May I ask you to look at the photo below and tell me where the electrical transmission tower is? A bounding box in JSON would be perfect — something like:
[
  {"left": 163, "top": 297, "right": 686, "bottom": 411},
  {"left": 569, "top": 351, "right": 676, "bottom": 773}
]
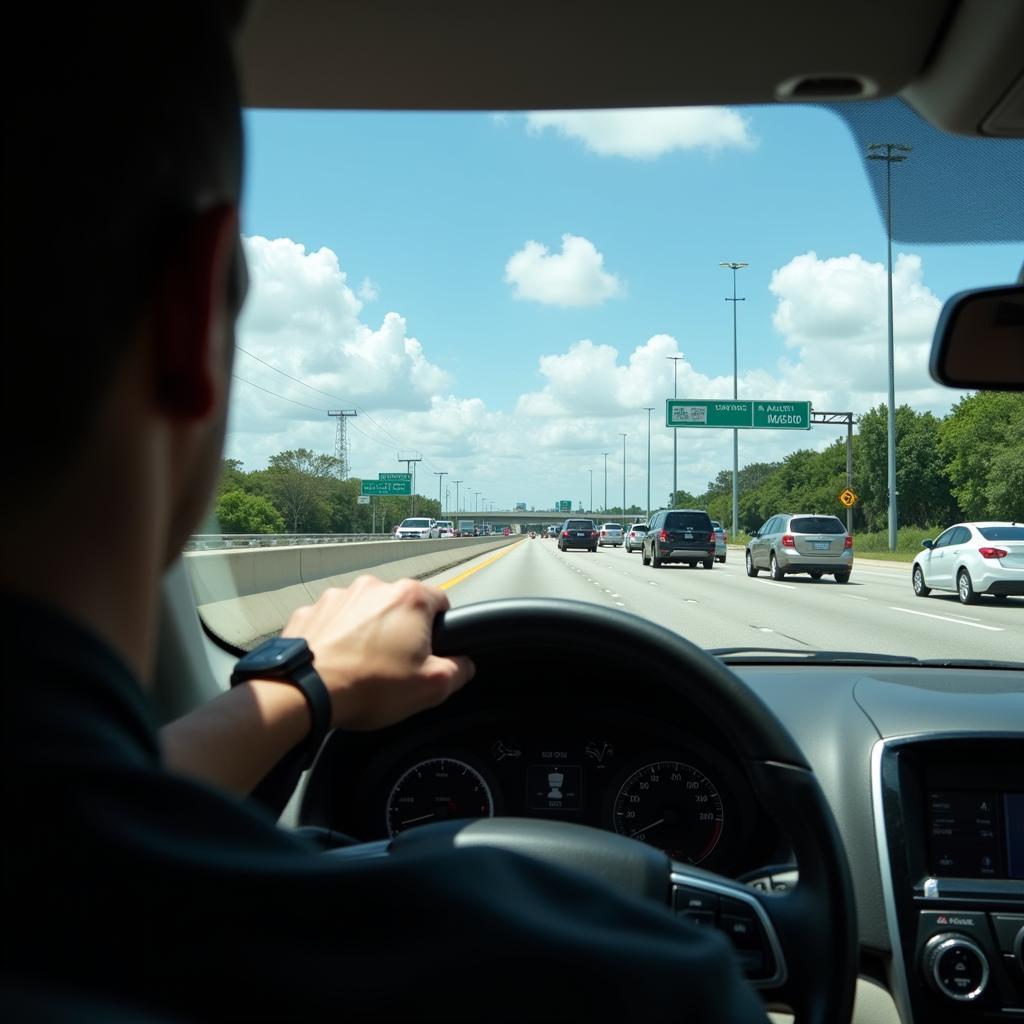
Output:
[{"left": 327, "top": 410, "right": 357, "bottom": 479}]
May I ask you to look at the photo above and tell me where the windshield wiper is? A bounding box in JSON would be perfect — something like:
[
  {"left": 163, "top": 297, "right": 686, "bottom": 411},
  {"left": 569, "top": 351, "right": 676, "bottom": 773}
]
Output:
[{"left": 709, "top": 647, "right": 921, "bottom": 666}]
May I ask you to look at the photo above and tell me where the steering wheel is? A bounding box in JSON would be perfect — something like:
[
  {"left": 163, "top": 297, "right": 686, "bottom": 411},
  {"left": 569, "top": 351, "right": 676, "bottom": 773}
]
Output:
[{"left": 328, "top": 599, "right": 858, "bottom": 1024}]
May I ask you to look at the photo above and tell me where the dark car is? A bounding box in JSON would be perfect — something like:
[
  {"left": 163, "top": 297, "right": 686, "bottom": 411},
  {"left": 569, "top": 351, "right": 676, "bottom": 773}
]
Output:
[
  {"left": 642, "top": 509, "right": 716, "bottom": 569},
  {"left": 557, "top": 518, "right": 598, "bottom": 552}
]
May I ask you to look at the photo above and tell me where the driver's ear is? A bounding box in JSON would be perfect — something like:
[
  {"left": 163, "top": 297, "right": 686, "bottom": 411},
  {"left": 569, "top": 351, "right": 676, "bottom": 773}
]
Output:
[{"left": 149, "top": 205, "right": 241, "bottom": 420}]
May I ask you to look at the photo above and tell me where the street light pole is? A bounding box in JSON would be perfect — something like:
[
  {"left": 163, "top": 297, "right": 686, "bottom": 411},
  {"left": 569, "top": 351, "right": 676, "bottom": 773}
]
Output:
[
  {"left": 867, "top": 143, "right": 910, "bottom": 552},
  {"left": 434, "top": 471, "right": 447, "bottom": 518},
  {"left": 618, "top": 432, "right": 627, "bottom": 520},
  {"left": 588, "top": 469, "right": 593, "bottom": 513},
  {"left": 475, "top": 491, "right": 480, "bottom": 513},
  {"left": 602, "top": 452, "right": 609, "bottom": 512},
  {"left": 720, "top": 262, "right": 748, "bottom": 540},
  {"left": 666, "top": 356, "right": 683, "bottom": 506},
  {"left": 453, "top": 480, "right": 462, "bottom": 517},
  {"left": 643, "top": 407, "right": 654, "bottom": 522}
]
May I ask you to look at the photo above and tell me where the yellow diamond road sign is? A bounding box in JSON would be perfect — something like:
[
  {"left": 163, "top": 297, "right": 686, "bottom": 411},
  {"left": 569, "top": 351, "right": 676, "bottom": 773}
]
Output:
[{"left": 839, "top": 488, "right": 858, "bottom": 508}]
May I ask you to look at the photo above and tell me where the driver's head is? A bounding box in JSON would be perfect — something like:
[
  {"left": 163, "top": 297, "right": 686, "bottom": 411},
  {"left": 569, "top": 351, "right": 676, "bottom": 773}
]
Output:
[{"left": 5, "top": 3, "right": 245, "bottom": 559}]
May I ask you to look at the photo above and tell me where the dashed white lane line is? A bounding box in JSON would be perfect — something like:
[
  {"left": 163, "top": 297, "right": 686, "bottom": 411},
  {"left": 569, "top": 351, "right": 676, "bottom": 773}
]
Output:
[
  {"left": 840, "top": 594, "right": 869, "bottom": 601},
  {"left": 889, "top": 606, "right": 1003, "bottom": 632},
  {"left": 760, "top": 580, "right": 796, "bottom": 590}
]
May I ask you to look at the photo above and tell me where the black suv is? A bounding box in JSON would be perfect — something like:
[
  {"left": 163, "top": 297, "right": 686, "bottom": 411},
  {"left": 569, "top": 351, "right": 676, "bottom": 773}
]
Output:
[
  {"left": 557, "top": 519, "right": 598, "bottom": 552},
  {"left": 642, "top": 509, "right": 716, "bottom": 569}
]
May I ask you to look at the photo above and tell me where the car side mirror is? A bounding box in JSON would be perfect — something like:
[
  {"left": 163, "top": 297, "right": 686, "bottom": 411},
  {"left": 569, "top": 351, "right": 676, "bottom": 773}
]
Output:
[
  {"left": 930, "top": 283, "right": 1024, "bottom": 391},
  {"left": 751, "top": 531, "right": 759, "bottom": 539},
  {"left": 921, "top": 539, "right": 934, "bottom": 549}
]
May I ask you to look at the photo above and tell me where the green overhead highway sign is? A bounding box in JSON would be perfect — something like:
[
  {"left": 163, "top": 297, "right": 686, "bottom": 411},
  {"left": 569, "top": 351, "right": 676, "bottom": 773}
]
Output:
[
  {"left": 360, "top": 478, "right": 412, "bottom": 495},
  {"left": 557, "top": 500, "right": 572, "bottom": 512},
  {"left": 666, "top": 399, "right": 810, "bottom": 430},
  {"left": 379, "top": 472, "right": 412, "bottom": 482}
]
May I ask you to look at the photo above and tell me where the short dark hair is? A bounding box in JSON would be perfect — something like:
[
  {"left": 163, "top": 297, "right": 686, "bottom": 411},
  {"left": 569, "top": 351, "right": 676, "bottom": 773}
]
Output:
[{"left": 4, "top": 4, "right": 243, "bottom": 483}]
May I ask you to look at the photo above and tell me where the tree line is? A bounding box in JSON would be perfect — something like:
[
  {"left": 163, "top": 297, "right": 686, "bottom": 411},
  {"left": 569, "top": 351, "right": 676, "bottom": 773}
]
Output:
[{"left": 670, "top": 392, "right": 1022, "bottom": 534}]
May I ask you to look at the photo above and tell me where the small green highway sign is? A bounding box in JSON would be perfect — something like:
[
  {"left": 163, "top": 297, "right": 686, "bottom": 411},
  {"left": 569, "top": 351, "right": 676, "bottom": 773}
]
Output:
[
  {"left": 361, "top": 478, "right": 413, "bottom": 495},
  {"left": 666, "top": 399, "right": 810, "bottom": 430},
  {"left": 379, "top": 472, "right": 412, "bottom": 482},
  {"left": 556, "top": 500, "right": 572, "bottom": 512}
]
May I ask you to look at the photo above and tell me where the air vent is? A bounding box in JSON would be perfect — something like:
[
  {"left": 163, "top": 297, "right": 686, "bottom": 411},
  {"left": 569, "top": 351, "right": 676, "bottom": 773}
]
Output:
[{"left": 776, "top": 75, "right": 879, "bottom": 100}]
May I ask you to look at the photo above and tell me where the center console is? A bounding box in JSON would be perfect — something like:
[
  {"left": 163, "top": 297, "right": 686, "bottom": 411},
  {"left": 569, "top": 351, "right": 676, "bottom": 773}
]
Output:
[{"left": 873, "top": 735, "right": 1024, "bottom": 1022}]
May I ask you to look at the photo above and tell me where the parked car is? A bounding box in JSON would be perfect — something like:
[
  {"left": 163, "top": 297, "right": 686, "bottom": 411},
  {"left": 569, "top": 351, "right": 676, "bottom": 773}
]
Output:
[
  {"left": 710, "top": 520, "right": 727, "bottom": 563},
  {"left": 911, "top": 522, "right": 1024, "bottom": 605},
  {"left": 557, "top": 519, "right": 598, "bottom": 552},
  {"left": 598, "top": 523, "right": 624, "bottom": 547},
  {"left": 745, "top": 514, "right": 852, "bottom": 582},
  {"left": 642, "top": 509, "right": 715, "bottom": 569},
  {"left": 624, "top": 522, "right": 648, "bottom": 553},
  {"left": 395, "top": 517, "right": 439, "bottom": 540}
]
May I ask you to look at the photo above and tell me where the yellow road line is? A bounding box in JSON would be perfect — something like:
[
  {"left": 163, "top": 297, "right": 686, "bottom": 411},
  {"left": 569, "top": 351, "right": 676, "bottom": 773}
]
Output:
[{"left": 438, "top": 542, "right": 520, "bottom": 590}]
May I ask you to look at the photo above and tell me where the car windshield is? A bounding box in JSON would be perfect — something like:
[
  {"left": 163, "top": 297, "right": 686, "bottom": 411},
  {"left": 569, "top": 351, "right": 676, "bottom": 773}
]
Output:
[
  {"left": 198, "top": 98, "right": 1024, "bottom": 666},
  {"left": 789, "top": 517, "right": 846, "bottom": 535}
]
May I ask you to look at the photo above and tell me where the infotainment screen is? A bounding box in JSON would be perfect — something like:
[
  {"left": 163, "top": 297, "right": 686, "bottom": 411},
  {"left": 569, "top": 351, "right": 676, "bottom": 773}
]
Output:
[{"left": 927, "top": 789, "right": 1024, "bottom": 879}]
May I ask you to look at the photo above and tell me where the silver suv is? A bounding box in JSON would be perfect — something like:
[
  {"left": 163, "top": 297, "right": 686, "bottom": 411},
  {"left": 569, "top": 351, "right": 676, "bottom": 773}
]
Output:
[{"left": 745, "top": 514, "right": 852, "bottom": 582}]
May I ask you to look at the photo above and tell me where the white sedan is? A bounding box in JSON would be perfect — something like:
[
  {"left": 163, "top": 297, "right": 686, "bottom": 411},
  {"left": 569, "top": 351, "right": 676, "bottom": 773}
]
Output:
[{"left": 911, "top": 521, "right": 1024, "bottom": 604}]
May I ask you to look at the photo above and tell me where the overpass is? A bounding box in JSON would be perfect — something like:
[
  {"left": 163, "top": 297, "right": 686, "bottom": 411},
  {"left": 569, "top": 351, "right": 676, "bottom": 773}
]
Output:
[{"left": 453, "top": 510, "right": 645, "bottom": 529}]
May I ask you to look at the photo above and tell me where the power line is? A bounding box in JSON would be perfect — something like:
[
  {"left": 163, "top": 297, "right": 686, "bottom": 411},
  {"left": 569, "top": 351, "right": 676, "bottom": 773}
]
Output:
[{"left": 232, "top": 375, "right": 327, "bottom": 413}]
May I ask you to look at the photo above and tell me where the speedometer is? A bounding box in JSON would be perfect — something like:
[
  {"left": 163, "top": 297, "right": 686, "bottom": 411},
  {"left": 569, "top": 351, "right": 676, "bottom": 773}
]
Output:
[
  {"left": 612, "top": 761, "right": 724, "bottom": 864},
  {"left": 386, "top": 757, "right": 494, "bottom": 838}
]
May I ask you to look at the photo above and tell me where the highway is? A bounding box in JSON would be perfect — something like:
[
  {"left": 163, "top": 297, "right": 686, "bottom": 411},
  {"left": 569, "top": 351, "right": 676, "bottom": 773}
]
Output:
[{"left": 426, "top": 537, "right": 1023, "bottom": 663}]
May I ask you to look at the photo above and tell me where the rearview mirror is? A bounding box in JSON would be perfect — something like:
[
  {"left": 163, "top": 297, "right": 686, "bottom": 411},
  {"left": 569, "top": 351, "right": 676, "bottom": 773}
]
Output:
[{"left": 930, "top": 283, "right": 1024, "bottom": 391}]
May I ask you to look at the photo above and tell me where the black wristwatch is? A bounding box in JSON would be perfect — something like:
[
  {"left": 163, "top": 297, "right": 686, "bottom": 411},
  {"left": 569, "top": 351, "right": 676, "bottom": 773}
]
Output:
[{"left": 230, "top": 637, "right": 332, "bottom": 769}]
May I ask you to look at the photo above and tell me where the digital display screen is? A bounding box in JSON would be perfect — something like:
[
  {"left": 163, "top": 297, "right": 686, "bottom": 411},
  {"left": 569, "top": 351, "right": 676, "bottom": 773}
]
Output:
[{"left": 927, "top": 789, "right": 1024, "bottom": 879}]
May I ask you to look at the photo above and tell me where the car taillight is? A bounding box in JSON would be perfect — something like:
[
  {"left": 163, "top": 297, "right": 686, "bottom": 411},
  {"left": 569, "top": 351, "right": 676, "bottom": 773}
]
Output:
[
  {"left": 591, "top": 531, "right": 598, "bottom": 538},
  {"left": 659, "top": 530, "right": 668, "bottom": 542},
  {"left": 844, "top": 535, "right": 853, "bottom": 549},
  {"left": 723, "top": 532, "right": 728, "bottom": 543},
  {"left": 781, "top": 534, "right": 795, "bottom": 547},
  {"left": 979, "top": 547, "right": 1007, "bottom": 559},
  {"left": 562, "top": 531, "right": 569, "bottom": 537},
  {"left": 600, "top": 530, "right": 606, "bottom": 535}
]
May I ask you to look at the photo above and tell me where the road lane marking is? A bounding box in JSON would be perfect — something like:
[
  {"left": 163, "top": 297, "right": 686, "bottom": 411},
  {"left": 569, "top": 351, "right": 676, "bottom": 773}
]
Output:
[
  {"left": 889, "top": 606, "right": 1003, "bottom": 632},
  {"left": 437, "top": 544, "right": 518, "bottom": 590},
  {"left": 615, "top": 602, "right": 625, "bottom": 607},
  {"left": 760, "top": 580, "right": 796, "bottom": 590},
  {"left": 839, "top": 594, "right": 869, "bottom": 601}
]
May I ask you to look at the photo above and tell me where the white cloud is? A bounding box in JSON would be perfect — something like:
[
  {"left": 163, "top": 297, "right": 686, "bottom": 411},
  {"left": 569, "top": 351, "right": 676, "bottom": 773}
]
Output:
[
  {"left": 358, "top": 276, "right": 379, "bottom": 302},
  {"left": 505, "top": 234, "right": 624, "bottom": 307},
  {"left": 526, "top": 107, "right": 756, "bottom": 159},
  {"left": 768, "top": 250, "right": 948, "bottom": 412}
]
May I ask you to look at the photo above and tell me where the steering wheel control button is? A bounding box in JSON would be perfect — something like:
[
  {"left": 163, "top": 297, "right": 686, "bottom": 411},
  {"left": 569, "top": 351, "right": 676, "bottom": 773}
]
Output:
[
  {"left": 924, "top": 934, "right": 990, "bottom": 1002},
  {"left": 672, "top": 885, "right": 719, "bottom": 916}
]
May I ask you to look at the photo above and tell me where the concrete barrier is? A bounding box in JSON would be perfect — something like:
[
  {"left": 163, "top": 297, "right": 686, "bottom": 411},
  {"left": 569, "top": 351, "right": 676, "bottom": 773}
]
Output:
[{"left": 186, "top": 537, "right": 518, "bottom": 648}]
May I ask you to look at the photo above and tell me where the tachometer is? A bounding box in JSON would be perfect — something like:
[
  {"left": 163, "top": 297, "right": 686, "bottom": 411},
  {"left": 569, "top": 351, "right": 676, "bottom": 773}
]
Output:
[
  {"left": 612, "top": 761, "right": 724, "bottom": 863},
  {"left": 386, "top": 757, "right": 494, "bottom": 837}
]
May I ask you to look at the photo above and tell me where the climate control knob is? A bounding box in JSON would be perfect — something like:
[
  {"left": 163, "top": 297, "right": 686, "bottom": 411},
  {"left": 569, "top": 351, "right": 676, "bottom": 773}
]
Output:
[{"left": 923, "top": 933, "right": 990, "bottom": 1003}]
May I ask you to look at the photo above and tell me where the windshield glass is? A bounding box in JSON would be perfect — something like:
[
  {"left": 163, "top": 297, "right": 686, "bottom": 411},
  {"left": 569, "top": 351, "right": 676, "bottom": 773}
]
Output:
[
  {"left": 194, "top": 100, "right": 1024, "bottom": 665},
  {"left": 978, "top": 527, "right": 1024, "bottom": 541},
  {"left": 789, "top": 517, "right": 846, "bottom": 535}
]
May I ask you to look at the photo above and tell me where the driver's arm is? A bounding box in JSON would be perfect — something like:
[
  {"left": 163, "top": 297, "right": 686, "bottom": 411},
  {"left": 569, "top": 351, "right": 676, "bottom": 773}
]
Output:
[{"left": 159, "top": 576, "right": 474, "bottom": 794}]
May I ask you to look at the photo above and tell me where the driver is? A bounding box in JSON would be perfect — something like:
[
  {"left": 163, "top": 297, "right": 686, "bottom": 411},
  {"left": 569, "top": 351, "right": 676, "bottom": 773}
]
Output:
[{"left": 2, "top": 5, "right": 767, "bottom": 1020}]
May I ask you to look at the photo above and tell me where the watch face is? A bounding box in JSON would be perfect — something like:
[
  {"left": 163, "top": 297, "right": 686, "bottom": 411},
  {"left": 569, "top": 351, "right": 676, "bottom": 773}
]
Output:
[{"left": 238, "top": 637, "right": 310, "bottom": 675}]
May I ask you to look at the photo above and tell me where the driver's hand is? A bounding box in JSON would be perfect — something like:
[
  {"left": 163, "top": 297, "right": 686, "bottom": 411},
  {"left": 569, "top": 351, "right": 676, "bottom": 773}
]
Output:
[{"left": 281, "top": 576, "right": 473, "bottom": 730}]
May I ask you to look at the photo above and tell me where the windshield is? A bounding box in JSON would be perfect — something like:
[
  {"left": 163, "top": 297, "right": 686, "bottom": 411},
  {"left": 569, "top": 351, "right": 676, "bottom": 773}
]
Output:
[{"left": 196, "top": 100, "right": 1024, "bottom": 665}]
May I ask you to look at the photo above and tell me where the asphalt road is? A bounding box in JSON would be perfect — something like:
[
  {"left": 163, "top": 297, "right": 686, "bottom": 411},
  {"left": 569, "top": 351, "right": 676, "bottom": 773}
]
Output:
[{"left": 426, "top": 538, "right": 1023, "bottom": 663}]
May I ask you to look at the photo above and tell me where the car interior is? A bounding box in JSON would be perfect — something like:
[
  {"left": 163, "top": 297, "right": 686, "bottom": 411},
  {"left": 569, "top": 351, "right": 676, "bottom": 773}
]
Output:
[{"left": 147, "top": 3, "right": 1024, "bottom": 1022}]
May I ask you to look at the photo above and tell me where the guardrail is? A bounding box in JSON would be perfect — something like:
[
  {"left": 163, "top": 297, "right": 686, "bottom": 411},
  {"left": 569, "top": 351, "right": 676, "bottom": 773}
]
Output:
[{"left": 186, "top": 533, "right": 382, "bottom": 550}]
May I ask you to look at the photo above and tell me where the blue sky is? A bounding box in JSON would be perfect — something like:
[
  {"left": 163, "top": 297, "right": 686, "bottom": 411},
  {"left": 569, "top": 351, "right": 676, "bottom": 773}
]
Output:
[{"left": 227, "top": 104, "right": 1021, "bottom": 510}]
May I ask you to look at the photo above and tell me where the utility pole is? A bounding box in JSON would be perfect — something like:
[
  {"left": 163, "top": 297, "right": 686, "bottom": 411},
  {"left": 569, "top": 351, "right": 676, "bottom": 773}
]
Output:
[
  {"left": 867, "top": 142, "right": 911, "bottom": 552},
  {"left": 602, "top": 452, "right": 609, "bottom": 512},
  {"left": 453, "top": 480, "right": 463, "bottom": 518},
  {"left": 666, "top": 356, "right": 683, "bottom": 505},
  {"left": 434, "top": 471, "right": 447, "bottom": 519},
  {"left": 327, "top": 410, "right": 357, "bottom": 479},
  {"left": 719, "top": 262, "right": 747, "bottom": 541},
  {"left": 398, "top": 450, "right": 422, "bottom": 516},
  {"left": 644, "top": 407, "right": 654, "bottom": 522},
  {"left": 618, "top": 432, "right": 627, "bottom": 521}
]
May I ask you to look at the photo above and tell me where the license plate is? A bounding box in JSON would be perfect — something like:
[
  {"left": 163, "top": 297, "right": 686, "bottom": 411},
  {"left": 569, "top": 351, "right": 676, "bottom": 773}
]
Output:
[
  {"left": 576, "top": 532, "right": 586, "bottom": 537},
  {"left": 684, "top": 533, "right": 693, "bottom": 540},
  {"left": 813, "top": 541, "right": 830, "bottom": 550}
]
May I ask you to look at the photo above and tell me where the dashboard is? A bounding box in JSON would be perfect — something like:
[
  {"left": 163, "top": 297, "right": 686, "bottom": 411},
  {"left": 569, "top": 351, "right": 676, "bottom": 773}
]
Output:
[{"left": 301, "top": 701, "right": 785, "bottom": 878}]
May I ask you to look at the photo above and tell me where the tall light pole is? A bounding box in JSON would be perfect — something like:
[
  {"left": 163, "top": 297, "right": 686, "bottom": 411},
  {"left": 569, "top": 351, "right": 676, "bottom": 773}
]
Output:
[
  {"left": 666, "top": 355, "right": 683, "bottom": 506},
  {"left": 618, "top": 432, "right": 627, "bottom": 518},
  {"left": 720, "top": 262, "right": 748, "bottom": 540},
  {"left": 867, "top": 143, "right": 911, "bottom": 552},
  {"left": 474, "top": 491, "right": 481, "bottom": 513},
  {"left": 643, "top": 407, "right": 654, "bottom": 522},
  {"left": 434, "top": 471, "right": 447, "bottom": 518},
  {"left": 602, "top": 452, "right": 609, "bottom": 512},
  {"left": 588, "top": 469, "right": 593, "bottom": 513},
  {"left": 453, "top": 480, "right": 463, "bottom": 516}
]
